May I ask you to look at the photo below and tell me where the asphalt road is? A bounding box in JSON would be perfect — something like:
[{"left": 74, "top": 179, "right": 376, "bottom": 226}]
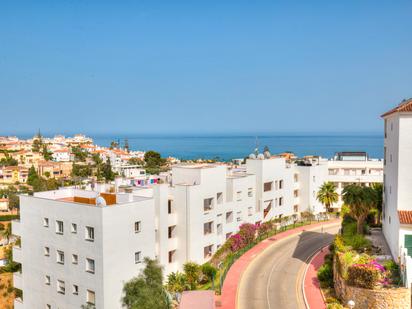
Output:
[{"left": 237, "top": 223, "right": 340, "bottom": 309}]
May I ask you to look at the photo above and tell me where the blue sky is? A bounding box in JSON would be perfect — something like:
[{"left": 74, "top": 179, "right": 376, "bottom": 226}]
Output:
[{"left": 1, "top": 1, "right": 411, "bottom": 135}]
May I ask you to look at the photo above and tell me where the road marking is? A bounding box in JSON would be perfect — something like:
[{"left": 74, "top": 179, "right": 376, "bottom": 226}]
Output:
[{"left": 236, "top": 222, "right": 340, "bottom": 309}]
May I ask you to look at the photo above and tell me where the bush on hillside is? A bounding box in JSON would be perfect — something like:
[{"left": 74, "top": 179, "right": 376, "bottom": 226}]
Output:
[
  {"left": 317, "top": 263, "right": 333, "bottom": 288},
  {"left": 347, "top": 264, "right": 381, "bottom": 289}
]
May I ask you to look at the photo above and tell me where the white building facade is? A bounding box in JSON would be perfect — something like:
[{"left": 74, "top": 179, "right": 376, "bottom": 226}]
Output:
[
  {"left": 382, "top": 99, "right": 412, "bottom": 268},
  {"left": 13, "top": 149, "right": 385, "bottom": 308}
]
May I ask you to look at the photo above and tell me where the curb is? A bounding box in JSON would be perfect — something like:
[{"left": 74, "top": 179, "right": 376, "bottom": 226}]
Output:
[
  {"left": 220, "top": 219, "right": 340, "bottom": 309},
  {"left": 302, "top": 245, "right": 330, "bottom": 309}
]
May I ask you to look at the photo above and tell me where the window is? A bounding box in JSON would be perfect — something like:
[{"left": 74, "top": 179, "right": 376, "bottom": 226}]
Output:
[
  {"left": 217, "top": 192, "right": 223, "bottom": 204},
  {"left": 313, "top": 176, "right": 316, "bottom": 182},
  {"left": 294, "top": 174, "right": 299, "bottom": 183},
  {"left": 264, "top": 182, "right": 273, "bottom": 192},
  {"left": 204, "top": 221, "right": 213, "bottom": 235},
  {"left": 73, "top": 284, "right": 79, "bottom": 295},
  {"left": 203, "top": 198, "right": 214, "bottom": 212},
  {"left": 168, "top": 250, "right": 176, "bottom": 263},
  {"left": 45, "top": 275, "right": 51, "bottom": 285},
  {"left": 168, "top": 225, "right": 176, "bottom": 239},
  {"left": 168, "top": 199, "right": 173, "bottom": 214},
  {"left": 217, "top": 223, "right": 223, "bottom": 235},
  {"left": 86, "top": 258, "right": 95, "bottom": 273},
  {"left": 236, "top": 191, "right": 242, "bottom": 201},
  {"left": 44, "top": 246, "right": 50, "bottom": 256},
  {"left": 85, "top": 226, "right": 94, "bottom": 241},
  {"left": 56, "top": 250, "right": 64, "bottom": 264},
  {"left": 204, "top": 245, "right": 213, "bottom": 259},
  {"left": 72, "top": 254, "right": 78, "bottom": 265},
  {"left": 226, "top": 232, "right": 232, "bottom": 239},
  {"left": 87, "top": 290, "right": 96, "bottom": 305},
  {"left": 134, "top": 221, "right": 141, "bottom": 233},
  {"left": 279, "top": 180, "right": 284, "bottom": 189},
  {"left": 134, "top": 252, "right": 141, "bottom": 264},
  {"left": 248, "top": 188, "right": 253, "bottom": 197},
  {"left": 279, "top": 197, "right": 283, "bottom": 206},
  {"left": 226, "top": 211, "right": 233, "bottom": 223},
  {"left": 71, "top": 223, "right": 77, "bottom": 234},
  {"left": 57, "top": 280, "right": 65, "bottom": 294},
  {"left": 248, "top": 207, "right": 253, "bottom": 216},
  {"left": 56, "top": 220, "right": 64, "bottom": 234},
  {"left": 294, "top": 190, "right": 299, "bottom": 198},
  {"left": 294, "top": 205, "right": 299, "bottom": 213},
  {"left": 43, "top": 218, "right": 49, "bottom": 227}
]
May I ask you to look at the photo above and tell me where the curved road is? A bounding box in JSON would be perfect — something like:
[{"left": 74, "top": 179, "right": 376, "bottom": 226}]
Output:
[{"left": 237, "top": 223, "right": 340, "bottom": 309}]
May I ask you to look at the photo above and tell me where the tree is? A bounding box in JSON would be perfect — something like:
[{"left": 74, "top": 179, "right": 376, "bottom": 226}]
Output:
[
  {"left": 102, "top": 159, "right": 115, "bottom": 181},
  {"left": 27, "top": 166, "right": 39, "bottom": 185},
  {"left": 166, "top": 271, "right": 189, "bottom": 294},
  {"left": 42, "top": 144, "right": 53, "bottom": 161},
  {"left": 183, "top": 262, "right": 201, "bottom": 290},
  {"left": 144, "top": 151, "right": 165, "bottom": 175},
  {"left": 372, "top": 183, "right": 383, "bottom": 225},
  {"left": 128, "top": 157, "right": 144, "bottom": 166},
  {"left": 317, "top": 182, "right": 339, "bottom": 213},
  {"left": 201, "top": 263, "right": 217, "bottom": 286},
  {"left": 122, "top": 258, "right": 170, "bottom": 309},
  {"left": 110, "top": 140, "right": 119, "bottom": 149},
  {"left": 342, "top": 184, "right": 376, "bottom": 234}
]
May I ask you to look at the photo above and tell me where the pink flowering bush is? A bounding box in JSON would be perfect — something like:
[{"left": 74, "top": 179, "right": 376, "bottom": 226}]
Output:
[{"left": 239, "top": 223, "right": 258, "bottom": 245}]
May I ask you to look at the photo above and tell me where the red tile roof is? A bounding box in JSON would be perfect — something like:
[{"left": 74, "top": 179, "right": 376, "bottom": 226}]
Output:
[
  {"left": 381, "top": 98, "right": 412, "bottom": 118},
  {"left": 398, "top": 210, "right": 412, "bottom": 224}
]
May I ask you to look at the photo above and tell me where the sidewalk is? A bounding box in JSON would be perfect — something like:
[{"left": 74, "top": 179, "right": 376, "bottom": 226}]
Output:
[
  {"left": 219, "top": 219, "right": 340, "bottom": 309},
  {"left": 303, "top": 247, "right": 329, "bottom": 309}
]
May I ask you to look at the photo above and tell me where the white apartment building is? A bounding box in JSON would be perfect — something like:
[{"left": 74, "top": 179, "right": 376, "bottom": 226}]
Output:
[
  {"left": 382, "top": 99, "right": 412, "bottom": 264},
  {"left": 12, "top": 149, "right": 384, "bottom": 308},
  {"left": 327, "top": 152, "right": 384, "bottom": 209},
  {"left": 12, "top": 188, "right": 156, "bottom": 309}
]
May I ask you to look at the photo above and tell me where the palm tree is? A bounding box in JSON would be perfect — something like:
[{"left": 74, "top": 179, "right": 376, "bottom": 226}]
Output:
[
  {"left": 166, "top": 271, "right": 189, "bottom": 294},
  {"left": 317, "top": 182, "right": 339, "bottom": 213},
  {"left": 372, "top": 183, "right": 383, "bottom": 225},
  {"left": 342, "top": 184, "right": 376, "bottom": 234}
]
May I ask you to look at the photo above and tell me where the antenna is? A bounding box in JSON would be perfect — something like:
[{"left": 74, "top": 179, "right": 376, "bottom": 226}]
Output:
[{"left": 254, "top": 136, "right": 259, "bottom": 156}]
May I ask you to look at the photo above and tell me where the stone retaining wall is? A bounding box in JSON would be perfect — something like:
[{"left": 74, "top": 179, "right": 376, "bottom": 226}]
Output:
[{"left": 333, "top": 258, "right": 411, "bottom": 309}]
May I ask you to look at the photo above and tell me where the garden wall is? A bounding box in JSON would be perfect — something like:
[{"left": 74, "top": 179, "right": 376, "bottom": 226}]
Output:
[{"left": 333, "top": 259, "right": 411, "bottom": 309}]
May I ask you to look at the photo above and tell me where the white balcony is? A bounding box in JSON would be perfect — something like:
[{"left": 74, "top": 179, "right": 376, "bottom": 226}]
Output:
[
  {"left": 12, "top": 219, "right": 21, "bottom": 237},
  {"left": 14, "top": 298, "right": 24, "bottom": 309},
  {"left": 168, "top": 213, "right": 178, "bottom": 226},
  {"left": 13, "top": 271, "right": 23, "bottom": 290},
  {"left": 168, "top": 237, "right": 178, "bottom": 251},
  {"left": 13, "top": 246, "right": 22, "bottom": 264}
]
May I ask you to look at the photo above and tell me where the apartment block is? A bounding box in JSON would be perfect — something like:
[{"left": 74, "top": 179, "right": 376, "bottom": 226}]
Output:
[{"left": 12, "top": 188, "right": 156, "bottom": 309}]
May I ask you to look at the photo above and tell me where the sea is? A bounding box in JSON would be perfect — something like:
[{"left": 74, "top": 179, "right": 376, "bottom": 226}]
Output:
[{"left": 89, "top": 134, "right": 383, "bottom": 161}]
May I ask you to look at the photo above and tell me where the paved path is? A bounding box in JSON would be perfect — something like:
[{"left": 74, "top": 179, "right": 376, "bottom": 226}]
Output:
[
  {"left": 303, "top": 247, "right": 329, "bottom": 309},
  {"left": 220, "top": 220, "right": 340, "bottom": 309}
]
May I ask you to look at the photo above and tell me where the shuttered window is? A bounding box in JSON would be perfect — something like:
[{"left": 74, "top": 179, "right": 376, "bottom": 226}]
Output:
[{"left": 404, "top": 235, "right": 412, "bottom": 257}]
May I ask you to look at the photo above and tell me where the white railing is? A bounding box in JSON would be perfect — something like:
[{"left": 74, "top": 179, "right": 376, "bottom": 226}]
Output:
[{"left": 400, "top": 247, "right": 412, "bottom": 287}]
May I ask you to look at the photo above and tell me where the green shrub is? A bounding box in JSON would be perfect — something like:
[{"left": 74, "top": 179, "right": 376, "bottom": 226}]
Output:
[
  {"left": 325, "top": 297, "right": 339, "bottom": 304},
  {"left": 317, "top": 263, "right": 333, "bottom": 288},
  {"left": 347, "top": 264, "right": 380, "bottom": 289},
  {"left": 327, "top": 303, "right": 344, "bottom": 309},
  {"left": 324, "top": 253, "right": 333, "bottom": 265},
  {"left": 0, "top": 215, "right": 19, "bottom": 222},
  {"left": 349, "top": 235, "right": 370, "bottom": 250},
  {"left": 201, "top": 263, "right": 217, "bottom": 282}
]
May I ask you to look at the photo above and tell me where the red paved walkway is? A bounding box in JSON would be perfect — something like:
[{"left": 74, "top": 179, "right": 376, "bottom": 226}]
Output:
[
  {"left": 303, "top": 247, "right": 329, "bottom": 309},
  {"left": 219, "top": 219, "right": 339, "bottom": 309}
]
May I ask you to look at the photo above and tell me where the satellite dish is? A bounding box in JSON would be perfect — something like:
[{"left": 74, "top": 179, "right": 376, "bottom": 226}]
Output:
[
  {"left": 249, "top": 153, "right": 256, "bottom": 159},
  {"left": 96, "top": 196, "right": 106, "bottom": 206}
]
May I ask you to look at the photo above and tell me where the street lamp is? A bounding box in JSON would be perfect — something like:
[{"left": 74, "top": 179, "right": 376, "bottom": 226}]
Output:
[{"left": 348, "top": 300, "right": 355, "bottom": 309}]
